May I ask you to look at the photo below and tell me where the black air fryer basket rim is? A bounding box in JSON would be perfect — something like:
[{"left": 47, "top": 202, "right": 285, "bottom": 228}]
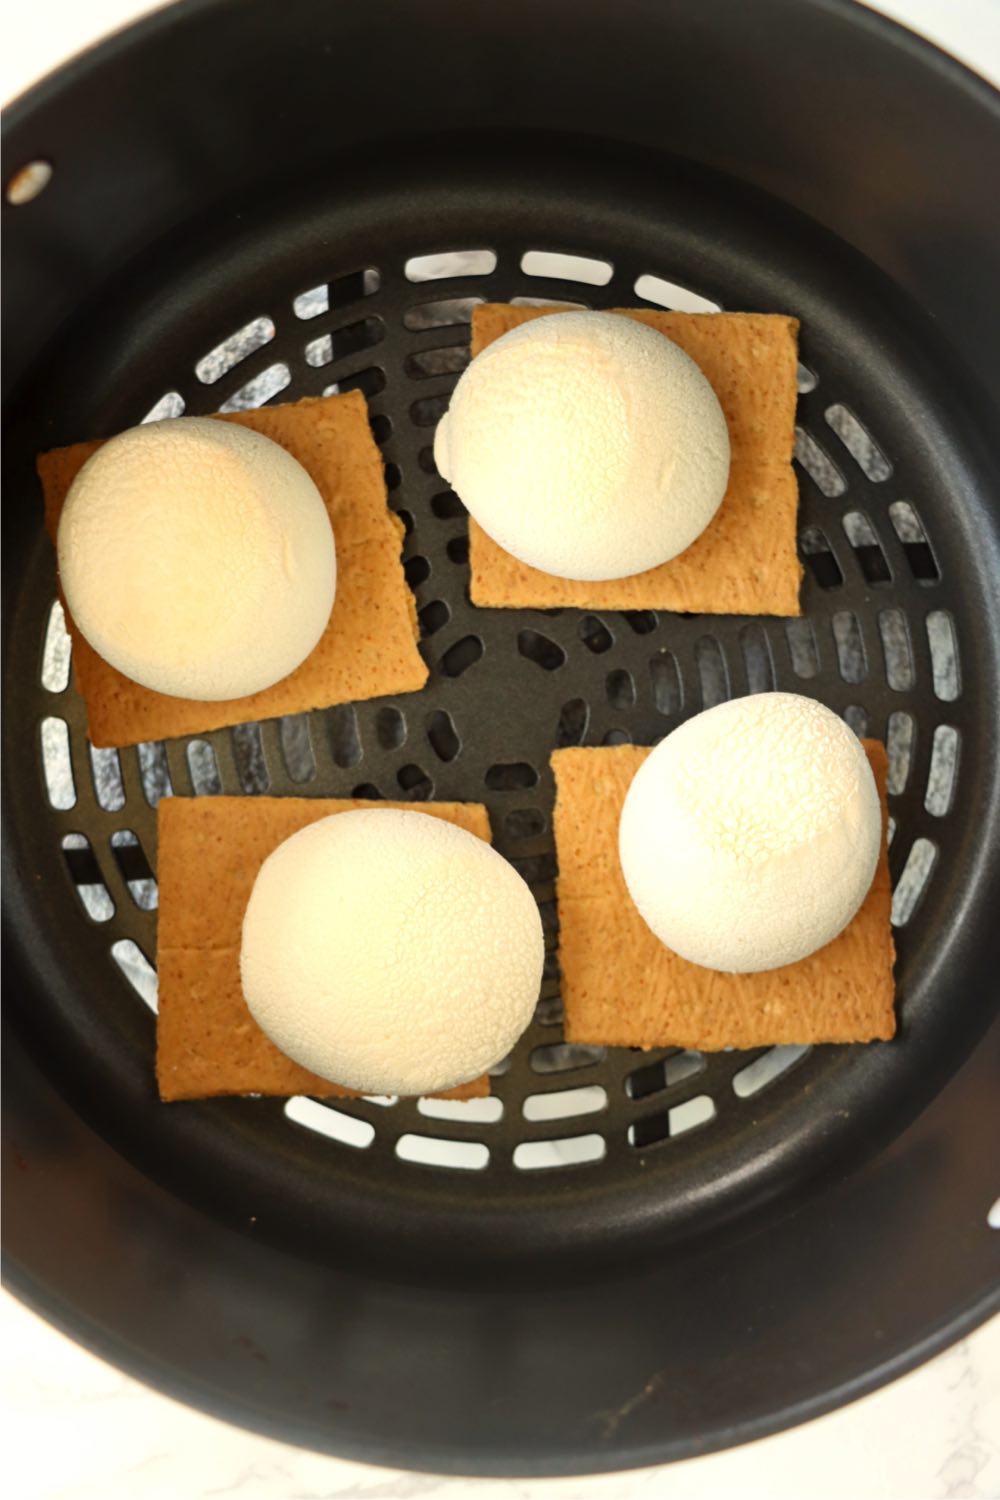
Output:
[{"left": 3, "top": 0, "right": 1000, "bottom": 1478}]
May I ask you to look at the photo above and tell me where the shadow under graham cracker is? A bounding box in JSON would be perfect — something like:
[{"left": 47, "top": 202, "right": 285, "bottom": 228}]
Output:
[
  {"left": 38, "top": 391, "right": 428, "bottom": 749},
  {"left": 156, "top": 795, "right": 492, "bottom": 1102},
  {"left": 468, "top": 305, "right": 804, "bottom": 616},
  {"left": 552, "top": 742, "right": 895, "bottom": 1050}
]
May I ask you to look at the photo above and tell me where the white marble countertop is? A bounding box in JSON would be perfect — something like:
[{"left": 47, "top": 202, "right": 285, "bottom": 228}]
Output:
[{"left": 4, "top": 3, "right": 999, "bottom": 1498}]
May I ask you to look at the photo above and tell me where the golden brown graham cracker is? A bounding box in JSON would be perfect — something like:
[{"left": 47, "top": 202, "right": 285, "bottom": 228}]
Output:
[
  {"left": 156, "top": 795, "right": 492, "bottom": 1102},
  {"left": 467, "top": 305, "right": 804, "bottom": 616},
  {"left": 38, "top": 391, "right": 428, "bottom": 749},
  {"left": 552, "top": 742, "right": 895, "bottom": 1050}
]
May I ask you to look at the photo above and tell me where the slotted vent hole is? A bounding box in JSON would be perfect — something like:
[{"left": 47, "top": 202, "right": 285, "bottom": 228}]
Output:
[
  {"left": 329, "top": 704, "right": 362, "bottom": 768},
  {"left": 41, "top": 601, "right": 72, "bottom": 692},
  {"left": 556, "top": 697, "right": 589, "bottom": 747},
  {"left": 825, "top": 404, "right": 892, "bottom": 481},
  {"left": 878, "top": 609, "right": 914, "bottom": 692},
  {"left": 41, "top": 716, "right": 75, "bottom": 809},
  {"left": 579, "top": 615, "right": 613, "bottom": 653},
  {"left": 892, "top": 838, "right": 938, "bottom": 926},
  {"left": 621, "top": 610, "right": 658, "bottom": 635},
  {"left": 187, "top": 739, "right": 222, "bottom": 796},
  {"left": 523, "top": 1086, "right": 607, "bottom": 1122},
  {"left": 403, "top": 295, "right": 484, "bottom": 330},
  {"left": 405, "top": 250, "right": 496, "bottom": 282},
  {"left": 419, "top": 600, "right": 450, "bottom": 637},
  {"left": 285, "top": 1097, "right": 375, "bottom": 1149},
  {"left": 231, "top": 722, "right": 269, "bottom": 794},
  {"left": 518, "top": 630, "right": 566, "bottom": 672},
  {"left": 532, "top": 1043, "right": 606, "bottom": 1074},
  {"left": 504, "top": 808, "right": 546, "bottom": 839},
  {"left": 417, "top": 1096, "right": 504, "bottom": 1124},
  {"left": 800, "top": 525, "right": 844, "bottom": 589},
  {"left": 650, "top": 652, "right": 683, "bottom": 714},
  {"left": 627, "top": 1051, "right": 705, "bottom": 1100},
  {"left": 606, "top": 669, "right": 636, "bottom": 711},
  {"left": 843, "top": 704, "right": 868, "bottom": 738},
  {"left": 218, "top": 362, "right": 290, "bottom": 412},
  {"left": 633, "top": 273, "right": 721, "bottom": 312},
  {"left": 832, "top": 611, "right": 868, "bottom": 684},
  {"left": 629, "top": 1095, "right": 717, "bottom": 1149},
  {"left": 441, "top": 635, "right": 483, "bottom": 677},
  {"left": 195, "top": 316, "right": 274, "bottom": 383},
  {"left": 889, "top": 501, "right": 940, "bottom": 583},
  {"left": 485, "top": 762, "right": 538, "bottom": 792},
  {"left": 886, "top": 711, "right": 915, "bottom": 796},
  {"left": 142, "top": 391, "right": 185, "bottom": 423},
  {"left": 110, "top": 940, "right": 158, "bottom": 1011},
  {"left": 136, "top": 742, "right": 172, "bottom": 807},
  {"left": 375, "top": 706, "right": 407, "bottom": 751},
  {"left": 926, "top": 612, "right": 960, "bottom": 701},
  {"left": 110, "top": 830, "right": 158, "bottom": 911},
  {"left": 842, "top": 510, "right": 892, "bottom": 585},
  {"left": 740, "top": 624, "right": 775, "bottom": 693},
  {"left": 396, "top": 1135, "right": 489, "bottom": 1170},
  {"left": 794, "top": 429, "right": 846, "bottom": 497},
  {"left": 89, "top": 746, "right": 125, "bottom": 811},
  {"left": 426, "top": 709, "right": 460, "bottom": 763},
  {"left": 785, "top": 618, "right": 820, "bottom": 678},
  {"left": 62, "top": 833, "right": 114, "bottom": 921},
  {"left": 513, "top": 1135, "right": 606, "bottom": 1170},
  {"left": 280, "top": 716, "right": 317, "bottom": 784},
  {"left": 925, "top": 726, "right": 959, "bottom": 817},
  {"left": 732, "top": 1046, "right": 810, "bottom": 1098},
  {"left": 405, "top": 345, "right": 470, "bottom": 380},
  {"left": 397, "top": 763, "right": 434, "bottom": 800},
  {"left": 696, "top": 636, "right": 730, "bottom": 708},
  {"left": 521, "top": 250, "right": 612, "bottom": 285}
]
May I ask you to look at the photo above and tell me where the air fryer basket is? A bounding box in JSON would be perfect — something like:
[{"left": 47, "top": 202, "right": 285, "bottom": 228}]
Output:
[{"left": 3, "top": 0, "right": 999, "bottom": 1477}]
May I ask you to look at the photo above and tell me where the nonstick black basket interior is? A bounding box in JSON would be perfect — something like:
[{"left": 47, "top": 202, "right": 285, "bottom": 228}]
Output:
[{"left": 3, "top": 0, "right": 1000, "bottom": 1478}]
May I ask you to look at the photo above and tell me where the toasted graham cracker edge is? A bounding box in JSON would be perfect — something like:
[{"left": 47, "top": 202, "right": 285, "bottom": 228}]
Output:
[
  {"left": 38, "top": 391, "right": 428, "bottom": 749},
  {"left": 467, "top": 305, "right": 804, "bottom": 616},
  {"left": 552, "top": 740, "right": 895, "bottom": 1050},
  {"left": 156, "top": 795, "right": 494, "bottom": 1102}
]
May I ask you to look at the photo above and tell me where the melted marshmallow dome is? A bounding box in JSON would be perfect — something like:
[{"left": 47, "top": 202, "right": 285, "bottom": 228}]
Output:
[
  {"left": 434, "top": 311, "right": 731, "bottom": 581},
  {"left": 618, "top": 693, "right": 882, "bottom": 973},
  {"left": 240, "top": 808, "right": 545, "bottom": 1096},
  {"left": 57, "top": 416, "right": 336, "bottom": 701}
]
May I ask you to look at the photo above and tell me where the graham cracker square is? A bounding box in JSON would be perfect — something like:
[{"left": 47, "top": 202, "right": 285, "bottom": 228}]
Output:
[
  {"left": 156, "top": 795, "right": 492, "bottom": 1101},
  {"left": 552, "top": 742, "right": 895, "bottom": 1050},
  {"left": 38, "top": 391, "right": 428, "bottom": 749},
  {"left": 467, "top": 305, "right": 804, "bottom": 616}
]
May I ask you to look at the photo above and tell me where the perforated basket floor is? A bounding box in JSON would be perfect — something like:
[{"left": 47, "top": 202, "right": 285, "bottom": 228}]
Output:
[{"left": 4, "top": 144, "right": 996, "bottom": 1272}]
